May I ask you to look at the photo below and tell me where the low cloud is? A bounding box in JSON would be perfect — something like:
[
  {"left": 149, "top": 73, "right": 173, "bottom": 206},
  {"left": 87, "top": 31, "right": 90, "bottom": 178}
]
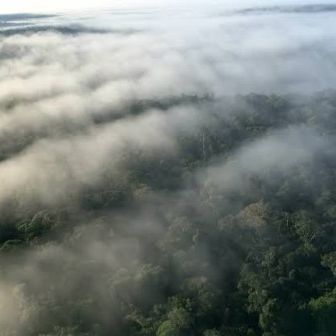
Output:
[{"left": 0, "top": 3, "right": 335, "bottom": 335}]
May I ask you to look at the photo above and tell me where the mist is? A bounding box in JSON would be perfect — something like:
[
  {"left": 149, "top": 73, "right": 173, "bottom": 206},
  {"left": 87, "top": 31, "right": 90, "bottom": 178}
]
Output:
[{"left": 0, "top": 2, "right": 335, "bottom": 336}]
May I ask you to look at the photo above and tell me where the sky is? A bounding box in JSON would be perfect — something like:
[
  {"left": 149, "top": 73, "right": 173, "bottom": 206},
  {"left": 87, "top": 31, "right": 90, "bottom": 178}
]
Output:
[{"left": 0, "top": 0, "right": 325, "bottom": 14}]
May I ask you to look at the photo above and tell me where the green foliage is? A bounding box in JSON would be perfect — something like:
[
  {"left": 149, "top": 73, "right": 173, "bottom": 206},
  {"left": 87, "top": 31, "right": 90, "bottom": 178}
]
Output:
[
  {"left": 157, "top": 321, "right": 180, "bottom": 336},
  {"left": 1, "top": 93, "right": 336, "bottom": 335},
  {"left": 309, "top": 288, "right": 336, "bottom": 336}
]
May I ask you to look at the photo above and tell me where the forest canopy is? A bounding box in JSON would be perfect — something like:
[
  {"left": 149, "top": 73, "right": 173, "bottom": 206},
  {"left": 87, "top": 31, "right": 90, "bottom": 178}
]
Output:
[{"left": 0, "top": 3, "right": 335, "bottom": 336}]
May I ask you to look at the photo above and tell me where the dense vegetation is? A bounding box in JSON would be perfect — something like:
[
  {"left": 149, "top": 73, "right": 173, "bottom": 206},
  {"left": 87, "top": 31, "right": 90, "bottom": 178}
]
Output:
[{"left": 0, "top": 92, "right": 335, "bottom": 336}]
